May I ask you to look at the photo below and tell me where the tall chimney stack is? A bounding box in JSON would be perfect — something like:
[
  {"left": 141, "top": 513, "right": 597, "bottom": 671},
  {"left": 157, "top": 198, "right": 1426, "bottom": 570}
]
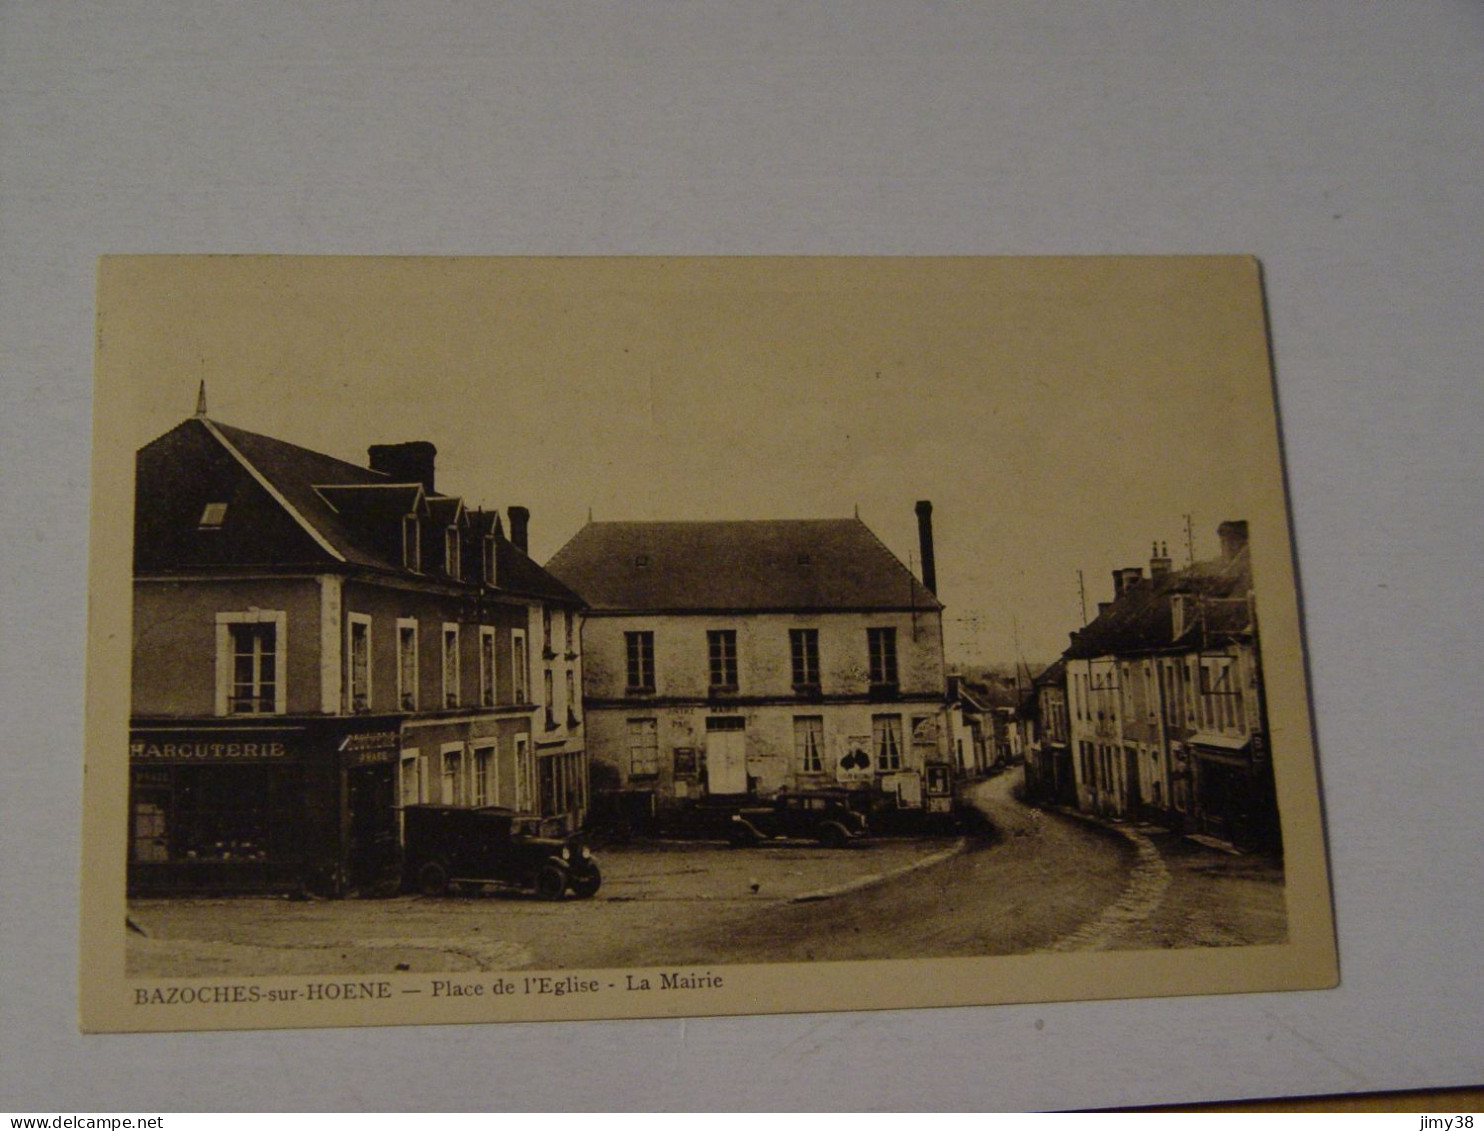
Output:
[
  {"left": 914, "top": 500, "right": 937, "bottom": 595},
  {"left": 508, "top": 506, "right": 530, "bottom": 555},
  {"left": 1217, "top": 520, "right": 1249, "bottom": 562},
  {"left": 368, "top": 441, "right": 437, "bottom": 495},
  {"left": 1150, "top": 540, "right": 1173, "bottom": 580},
  {"left": 1112, "top": 567, "right": 1144, "bottom": 599}
]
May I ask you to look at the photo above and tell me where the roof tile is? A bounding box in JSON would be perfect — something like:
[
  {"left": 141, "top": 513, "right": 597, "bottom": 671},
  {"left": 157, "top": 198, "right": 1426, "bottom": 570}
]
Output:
[{"left": 545, "top": 519, "right": 939, "bottom": 612}]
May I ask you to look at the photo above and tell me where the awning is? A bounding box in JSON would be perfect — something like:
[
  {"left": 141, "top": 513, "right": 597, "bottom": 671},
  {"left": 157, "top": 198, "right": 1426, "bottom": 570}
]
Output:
[{"left": 1189, "top": 731, "right": 1253, "bottom": 754}]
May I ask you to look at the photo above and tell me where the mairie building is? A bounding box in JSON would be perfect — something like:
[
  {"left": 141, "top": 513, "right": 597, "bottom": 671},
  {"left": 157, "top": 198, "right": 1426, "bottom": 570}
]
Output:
[{"left": 545, "top": 505, "right": 953, "bottom": 820}]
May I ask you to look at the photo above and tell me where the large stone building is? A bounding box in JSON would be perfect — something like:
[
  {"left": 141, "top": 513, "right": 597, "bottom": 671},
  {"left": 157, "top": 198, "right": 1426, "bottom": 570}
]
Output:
[
  {"left": 128, "top": 398, "right": 586, "bottom": 895},
  {"left": 545, "top": 506, "right": 952, "bottom": 819}
]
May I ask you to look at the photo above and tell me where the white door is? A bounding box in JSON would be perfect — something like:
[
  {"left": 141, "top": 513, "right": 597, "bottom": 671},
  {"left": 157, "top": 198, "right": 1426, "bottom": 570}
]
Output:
[{"left": 706, "top": 729, "right": 748, "bottom": 795}]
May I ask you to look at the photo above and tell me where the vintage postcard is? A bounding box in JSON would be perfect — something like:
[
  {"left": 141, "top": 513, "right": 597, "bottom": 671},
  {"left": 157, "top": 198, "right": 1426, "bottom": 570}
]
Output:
[{"left": 80, "top": 256, "right": 1337, "bottom": 1032}]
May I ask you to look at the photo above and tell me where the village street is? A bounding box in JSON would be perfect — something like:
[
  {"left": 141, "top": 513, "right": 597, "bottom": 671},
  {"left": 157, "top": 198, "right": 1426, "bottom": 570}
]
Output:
[{"left": 126, "top": 772, "right": 1285, "bottom": 978}]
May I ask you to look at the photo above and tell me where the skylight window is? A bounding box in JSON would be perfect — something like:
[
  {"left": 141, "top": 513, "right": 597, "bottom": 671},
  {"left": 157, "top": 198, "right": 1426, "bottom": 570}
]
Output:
[{"left": 198, "top": 502, "right": 228, "bottom": 529}]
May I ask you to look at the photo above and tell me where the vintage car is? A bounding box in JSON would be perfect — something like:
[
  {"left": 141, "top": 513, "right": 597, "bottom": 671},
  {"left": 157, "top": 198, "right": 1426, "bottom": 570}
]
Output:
[
  {"left": 400, "top": 804, "right": 601, "bottom": 899},
  {"left": 727, "top": 789, "right": 870, "bottom": 848}
]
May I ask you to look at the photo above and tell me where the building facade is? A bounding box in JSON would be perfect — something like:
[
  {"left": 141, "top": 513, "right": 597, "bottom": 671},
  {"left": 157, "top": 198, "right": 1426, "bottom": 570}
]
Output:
[
  {"left": 546, "top": 507, "right": 952, "bottom": 819},
  {"left": 128, "top": 404, "right": 587, "bottom": 895},
  {"left": 1023, "top": 659, "right": 1075, "bottom": 807},
  {"left": 1049, "top": 522, "right": 1278, "bottom": 851}
]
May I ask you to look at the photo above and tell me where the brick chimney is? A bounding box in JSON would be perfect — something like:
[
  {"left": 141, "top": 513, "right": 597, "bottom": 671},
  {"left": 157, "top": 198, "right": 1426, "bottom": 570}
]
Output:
[
  {"left": 507, "top": 506, "right": 530, "bottom": 555},
  {"left": 368, "top": 441, "right": 437, "bottom": 494},
  {"left": 1149, "top": 541, "right": 1172, "bottom": 580},
  {"left": 1217, "top": 520, "right": 1249, "bottom": 562},
  {"left": 914, "top": 500, "right": 937, "bottom": 595}
]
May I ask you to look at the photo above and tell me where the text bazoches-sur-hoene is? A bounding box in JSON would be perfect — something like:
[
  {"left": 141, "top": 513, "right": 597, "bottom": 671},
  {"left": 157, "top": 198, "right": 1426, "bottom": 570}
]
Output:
[{"left": 132, "top": 971, "right": 725, "bottom": 1006}]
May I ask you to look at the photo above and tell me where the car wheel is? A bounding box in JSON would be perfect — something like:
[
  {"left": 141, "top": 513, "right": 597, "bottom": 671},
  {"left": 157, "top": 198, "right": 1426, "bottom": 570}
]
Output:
[
  {"left": 417, "top": 860, "right": 450, "bottom": 896},
  {"left": 570, "top": 865, "right": 602, "bottom": 899},
  {"left": 534, "top": 864, "right": 568, "bottom": 901},
  {"left": 817, "top": 822, "right": 849, "bottom": 849},
  {"left": 728, "top": 825, "right": 757, "bottom": 848}
]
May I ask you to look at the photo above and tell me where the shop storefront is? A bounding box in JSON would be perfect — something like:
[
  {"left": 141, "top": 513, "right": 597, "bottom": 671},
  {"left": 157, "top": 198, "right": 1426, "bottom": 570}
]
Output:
[{"left": 128, "top": 718, "right": 402, "bottom": 896}]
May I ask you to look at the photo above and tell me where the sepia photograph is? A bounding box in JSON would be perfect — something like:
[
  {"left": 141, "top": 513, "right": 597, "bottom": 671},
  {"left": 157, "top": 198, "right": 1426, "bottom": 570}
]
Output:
[{"left": 80, "top": 255, "right": 1336, "bottom": 1032}]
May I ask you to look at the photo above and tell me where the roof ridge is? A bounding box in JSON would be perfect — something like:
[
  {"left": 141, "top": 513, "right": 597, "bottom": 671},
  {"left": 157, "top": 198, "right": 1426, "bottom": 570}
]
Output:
[{"left": 210, "top": 417, "right": 391, "bottom": 480}]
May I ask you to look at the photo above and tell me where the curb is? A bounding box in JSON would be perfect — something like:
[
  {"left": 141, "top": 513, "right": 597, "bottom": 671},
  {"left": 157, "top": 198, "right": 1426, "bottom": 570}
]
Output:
[{"left": 789, "top": 837, "right": 968, "bottom": 903}]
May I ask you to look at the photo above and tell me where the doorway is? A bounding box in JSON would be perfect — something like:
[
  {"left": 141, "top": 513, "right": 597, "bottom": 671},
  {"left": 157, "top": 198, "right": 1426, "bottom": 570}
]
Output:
[{"left": 705, "top": 716, "right": 748, "bottom": 795}]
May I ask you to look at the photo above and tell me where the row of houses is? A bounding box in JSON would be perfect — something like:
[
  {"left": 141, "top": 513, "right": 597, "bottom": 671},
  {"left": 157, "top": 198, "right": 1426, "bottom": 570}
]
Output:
[
  {"left": 126, "top": 403, "right": 958, "bottom": 895},
  {"left": 1021, "top": 524, "right": 1281, "bottom": 853}
]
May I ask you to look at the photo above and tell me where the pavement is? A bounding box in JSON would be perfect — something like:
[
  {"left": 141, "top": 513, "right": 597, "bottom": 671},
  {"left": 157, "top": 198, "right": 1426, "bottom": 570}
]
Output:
[
  {"left": 125, "top": 780, "right": 1286, "bottom": 976},
  {"left": 125, "top": 835, "right": 959, "bottom": 978}
]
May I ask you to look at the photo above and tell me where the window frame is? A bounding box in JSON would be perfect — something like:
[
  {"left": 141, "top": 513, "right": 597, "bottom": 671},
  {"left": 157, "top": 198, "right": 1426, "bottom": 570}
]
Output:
[
  {"left": 511, "top": 628, "right": 529, "bottom": 704},
  {"left": 625, "top": 630, "right": 655, "bottom": 694},
  {"left": 789, "top": 628, "right": 820, "bottom": 689},
  {"left": 444, "top": 525, "right": 461, "bottom": 579},
  {"left": 793, "top": 715, "right": 825, "bottom": 774},
  {"left": 440, "top": 741, "right": 465, "bottom": 806},
  {"left": 396, "top": 618, "right": 419, "bottom": 712},
  {"left": 627, "top": 717, "right": 660, "bottom": 778},
  {"left": 399, "top": 749, "right": 425, "bottom": 806},
  {"left": 402, "top": 514, "right": 421, "bottom": 572},
  {"left": 215, "top": 610, "right": 288, "bottom": 716},
  {"left": 867, "top": 626, "right": 899, "bottom": 688},
  {"left": 471, "top": 742, "right": 494, "bottom": 807},
  {"left": 442, "top": 622, "right": 461, "bottom": 709},
  {"left": 707, "top": 629, "right": 738, "bottom": 691},
  {"left": 482, "top": 534, "right": 496, "bottom": 586},
  {"left": 872, "top": 712, "right": 904, "bottom": 771},
  {"left": 478, "top": 625, "right": 497, "bottom": 708},
  {"left": 347, "top": 612, "right": 373, "bottom": 713}
]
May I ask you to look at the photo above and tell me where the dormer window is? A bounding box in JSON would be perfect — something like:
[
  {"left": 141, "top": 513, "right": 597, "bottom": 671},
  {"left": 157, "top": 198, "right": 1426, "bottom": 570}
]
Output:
[
  {"left": 1171, "top": 593, "right": 1192, "bottom": 640},
  {"left": 402, "top": 515, "right": 421, "bottom": 571},
  {"left": 635, "top": 554, "right": 650, "bottom": 569},
  {"left": 445, "top": 526, "right": 461, "bottom": 579},
  {"left": 198, "top": 502, "right": 228, "bottom": 529},
  {"left": 482, "top": 535, "right": 496, "bottom": 586}
]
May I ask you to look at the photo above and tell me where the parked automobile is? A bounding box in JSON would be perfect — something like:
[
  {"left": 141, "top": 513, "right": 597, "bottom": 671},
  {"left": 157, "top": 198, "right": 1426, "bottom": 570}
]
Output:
[
  {"left": 400, "top": 805, "right": 601, "bottom": 899},
  {"left": 728, "top": 789, "right": 870, "bottom": 848}
]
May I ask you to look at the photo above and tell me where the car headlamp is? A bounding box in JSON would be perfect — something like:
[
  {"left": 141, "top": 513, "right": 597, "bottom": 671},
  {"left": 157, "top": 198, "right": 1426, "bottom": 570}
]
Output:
[{"left": 561, "top": 846, "right": 571, "bottom": 861}]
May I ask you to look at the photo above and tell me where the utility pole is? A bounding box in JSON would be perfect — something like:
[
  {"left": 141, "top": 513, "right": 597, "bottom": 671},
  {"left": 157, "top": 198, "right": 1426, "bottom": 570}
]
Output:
[
  {"left": 1077, "top": 569, "right": 1088, "bottom": 626},
  {"left": 1184, "top": 513, "right": 1196, "bottom": 565}
]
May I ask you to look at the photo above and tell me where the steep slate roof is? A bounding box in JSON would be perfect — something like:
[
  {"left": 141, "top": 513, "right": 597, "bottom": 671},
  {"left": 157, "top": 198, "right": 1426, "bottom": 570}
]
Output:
[
  {"left": 545, "top": 519, "right": 941, "bottom": 613},
  {"left": 1063, "top": 544, "right": 1254, "bottom": 660},
  {"left": 136, "top": 415, "right": 583, "bottom": 604}
]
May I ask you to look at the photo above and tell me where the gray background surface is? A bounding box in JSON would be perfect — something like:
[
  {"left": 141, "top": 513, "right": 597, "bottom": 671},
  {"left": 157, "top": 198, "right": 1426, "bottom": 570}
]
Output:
[{"left": 2, "top": 1, "right": 1481, "bottom": 1111}]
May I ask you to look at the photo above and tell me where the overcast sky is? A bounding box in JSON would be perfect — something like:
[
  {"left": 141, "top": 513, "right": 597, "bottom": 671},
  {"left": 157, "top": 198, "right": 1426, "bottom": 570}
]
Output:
[{"left": 101, "top": 256, "right": 1288, "bottom": 665}]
